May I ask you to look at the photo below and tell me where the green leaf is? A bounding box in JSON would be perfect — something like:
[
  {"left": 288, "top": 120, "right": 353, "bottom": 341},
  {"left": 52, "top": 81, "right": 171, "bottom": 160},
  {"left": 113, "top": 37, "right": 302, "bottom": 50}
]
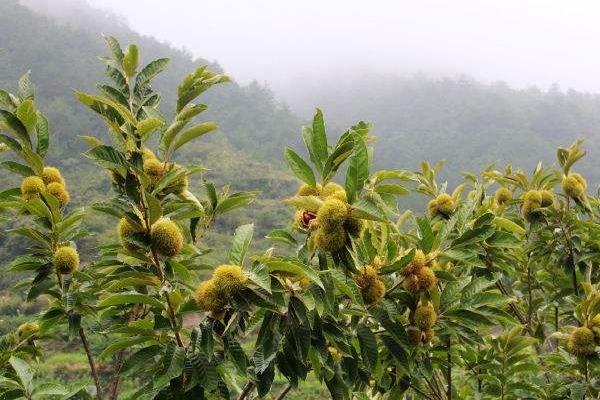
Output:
[
  {"left": 9, "top": 356, "right": 32, "bottom": 394},
  {"left": 417, "top": 217, "right": 434, "bottom": 253},
  {"left": 0, "top": 110, "right": 30, "bottom": 146},
  {"left": 171, "top": 121, "right": 217, "bottom": 151},
  {"left": 345, "top": 135, "right": 369, "bottom": 203},
  {"left": 84, "top": 145, "right": 128, "bottom": 171},
  {"left": 135, "top": 58, "right": 170, "bottom": 90},
  {"left": 350, "top": 197, "right": 386, "bottom": 221},
  {"left": 18, "top": 72, "right": 34, "bottom": 101},
  {"left": 99, "top": 337, "right": 158, "bottom": 359},
  {"left": 137, "top": 117, "right": 163, "bottom": 139},
  {"left": 323, "top": 140, "right": 354, "bottom": 181},
  {"left": 35, "top": 112, "right": 49, "bottom": 157},
  {"left": 1, "top": 161, "right": 34, "bottom": 176},
  {"left": 284, "top": 147, "right": 316, "bottom": 187},
  {"left": 265, "top": 229, "right": 297, "bottom": 246},
  {"left": 122, "top": 44, "right": 140, "bottom": 77},
  {"left": 380, "top": 249, "right": 415, "bottom": 274},
  {"left": 260, "top": 257, "right": 324, "bottom": 289},
  {"left": 215, "top": 191, "right": 257, "bottom": 214},
  {"left": 15, "top": 100, "right": 37, "bottom": 132},
  {"left": 74, "top": 90, "right": 137, "bottom": 126},
  {"left": 104, "top": 35, "right": 124, "bottom": 62},
  {"left": 493, "top": 217, "right": 526, "bottom": 236},
  {"left": 98, "top": 293, "right": 163, "bottom": 309},
  {"left": 229, "top": 224, "right": 253, "bottom": 266},
  {"left": 357, "top": 324, "right": 378, "bottom": 372},
  {"left": 154, "top": 344, "right": 186, "bottom": 389}
]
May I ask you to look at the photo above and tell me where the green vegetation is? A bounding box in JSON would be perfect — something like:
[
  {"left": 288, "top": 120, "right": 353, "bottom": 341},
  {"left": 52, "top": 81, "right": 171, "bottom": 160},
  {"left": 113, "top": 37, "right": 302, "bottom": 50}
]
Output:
[{"left": 3, "top": 1, "right": 600, "bottom": 399}]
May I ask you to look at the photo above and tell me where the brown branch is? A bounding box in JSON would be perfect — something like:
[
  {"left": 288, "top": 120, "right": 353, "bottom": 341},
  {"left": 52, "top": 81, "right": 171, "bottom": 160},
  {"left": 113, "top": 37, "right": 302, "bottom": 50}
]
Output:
[
  {"left": 79, "top": 327, "right": 102, "bottom": 400},
  {"left": 107, "top": 350, "right": 126, "bottom": 400},
  {"left": 275, "top": 384, "right": 292, "bottom": 400},
  {"left": 237, "top": 381, "right": 255, "bottom": 400}
]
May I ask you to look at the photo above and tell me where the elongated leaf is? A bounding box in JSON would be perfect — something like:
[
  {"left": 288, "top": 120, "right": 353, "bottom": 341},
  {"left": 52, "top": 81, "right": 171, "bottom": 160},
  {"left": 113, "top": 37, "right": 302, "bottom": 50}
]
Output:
[
  {"left": 345, "top": 135, "right": 369, "bottom": 203},
  {"left": 229, "top": 224, "right": 253, "bottom": 266},
  {"left": 16, "top": 100, "right": 37, "bottom": 132},
  {"left": 35, "top": 112, "right": 49, "bottom": 157},
  {"left": 284, "top": 147, "right": 316, "bottom": 187},
  {"left": 171, "top": 121, "right": 217, "bottom": 151},
  {"left": 135, "top": 58, "right": 170, "bottom": 90},
  {"left": 357, "top": 324, "right": 378, "bottom": 372},
  {"left": 98, "top": 293, "right": 163, "bottom": 309}
]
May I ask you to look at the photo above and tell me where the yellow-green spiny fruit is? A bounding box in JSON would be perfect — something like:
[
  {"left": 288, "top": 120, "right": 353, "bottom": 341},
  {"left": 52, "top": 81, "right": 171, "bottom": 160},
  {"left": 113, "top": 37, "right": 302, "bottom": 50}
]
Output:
[
  {"left": 296, "top": 183, "right": 321, "bottom": 197},
  {"left": 416, "top": 266, "right": 437, "bottom": 291},
  {"left": 522, "top": 190, "right": 543, "bottom": 222},
  {"left": 21, "top": 176, "right": 46, "bottom": 200},
  {"left": 402, "top": 249, "right": 427, "bottom": 277},
  {"left": 167, "top": 164, "right": 189, "bottom": 194},
  {"left": 16, "top": 321, "right": 40, "bottom": 338},
  {"left": 494, "top": 187, "right": 513, "bottom": 205},
  {"left": 213, "top": 264, "right": 247, "bottom": 295},
  {"left": 422, "top": 328, "right": 434, "bottom": 343},
  {"left": 540, "top": 190, "right": 554, "bottom": 207},
  {"left": 316, "top": 198, "right": 348, "bottom": 231},
  {"left": 407, "top": 325, "right": 422, "bottom": 345},
  {"left": 150, "top": 218, "right": 184, "bottom": 257},
  {"left": 313, "top": 226, "right": 347, "bottom": 252},
  {"left": 414, "top": 302, "right": 437, "bottom": 329},
  {"left": 195, "top": 279, "right": 227, "bottom": 312},
  {"left": 567, "top": 326, "right": 596, "bottom": 356},
  {"left": 427, "top": 198, "right": 438, "bottom": 218},
  {"left": 344, "top": 217, "right": 364, "bottom": 237},
  {"left": 403, "top": 274, "right": 421, "bottom": 294},
  {"left": 562, "top": 172, "right": 587, "bottom": 199},
  {"left": 321, "top": 182, "right": 347, "bottom": 202},
  {"left": 46, "top": 182, "right": 70, "bottom": 207},
  {"left": 41, "top": 166, "right": 65, "bottom": 186},
  {"left": 144, "top": 158, "right": 167, "bottom": 183},
  {"left": 355, "top": 265, "right": 385, "bottom": 304},
  {"left": 435, "top": 193, "right": 456, "bottom": 216},
  {"left": 118, "top": 218, "right": 144, "bottom": 251},
  {"left": 142, "top": 147, "right": 157, "bottom": 161},
  {"left": 53, "top": 246, "right": 80, "bottom": 274}
]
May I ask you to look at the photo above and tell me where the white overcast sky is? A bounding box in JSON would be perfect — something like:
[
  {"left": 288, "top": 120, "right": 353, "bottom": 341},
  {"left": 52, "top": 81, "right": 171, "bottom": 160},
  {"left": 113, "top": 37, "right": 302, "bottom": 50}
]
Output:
[{"left": 85, "top": 0, "right": 600, "bottom": 94}]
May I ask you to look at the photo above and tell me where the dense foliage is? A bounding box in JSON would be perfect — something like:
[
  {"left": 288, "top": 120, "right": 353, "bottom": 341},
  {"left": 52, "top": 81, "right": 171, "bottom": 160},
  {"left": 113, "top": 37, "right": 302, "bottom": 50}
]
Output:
[{"left": 2, "top": 36, "right": 600, "bottom": 400}]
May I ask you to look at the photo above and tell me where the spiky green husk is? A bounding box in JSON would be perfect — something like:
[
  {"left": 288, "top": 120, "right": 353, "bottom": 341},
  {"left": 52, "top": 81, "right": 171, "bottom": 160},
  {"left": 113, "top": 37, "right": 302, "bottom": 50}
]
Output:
[
  {"left": 562, "top": 173, "right": 587, "bottom": 199},
  {"left": 567, "top": 327, "right": 596, "bottom": 356},
  {"left": 195, "top": 279, "right": 228, "bottom": 312},
  {"left": 344, "top": 217, "right": 364, "bottom": 237},
  {"left": 296, "top": 183, "right": 321, "bottom": 197},
  {"left": 213, "top": 264, "right": 247, "bottom": 294},
  {"left": 414, "top": 303, "right": 437, "bottom": 329},
  {"left": 53, "top": 246, "right": 80, "bottom": 274},
  {"left": 428, "top": 193, "right": 455, "bottom": 217},
  {"left": 42, "top": 166, "right": 65, "bottom": 186},
  {"left": 316, "top": 198, "right": 348, "bottom": 231},
  {"left": 47, "top": 182, "right": 70, "bottom": 207},
  {"left": 17, "top": 321, "right": 40, "bottom": 338},
  {"left": 322, "top": 182, "right": 347, "bottom": 202},
  {"left": 144, "top": 158, "right": 167, "bottom": 183},
  {"left": 328, "top": 346, "right": 343, "bottom": 363},
  {"left": 407, "top": 325, "right": 422, "bottom": 345},
  {"left": 416, "top": 267, "right": 437, "bottom": 291},
  {"left": 540, "top": 190, "right": 554, "bottom": 207},
  {"left": 150, "top": 218, "right": 183, "bottom": 257},
  {"left": 118, "top": 218, "right": 144, "bottom": 251},
  {"left": 313, "top": 226, "right": 347, "bottom": 252},
  {"left": 356, "top": 265, "right": 385, "bottom": 304},
  {"left": 495, "top": 187, "right": 513, "bottom": 205},
  {"left": 522, "top": 190, "right": 543, "bottom": 221},
  {"left": 21, "top": 176, "right": 45, "bottom": 200}
]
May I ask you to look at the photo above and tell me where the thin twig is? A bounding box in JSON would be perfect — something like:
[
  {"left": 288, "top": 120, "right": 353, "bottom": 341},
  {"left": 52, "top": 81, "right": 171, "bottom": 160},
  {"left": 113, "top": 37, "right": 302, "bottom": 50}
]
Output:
[
  {"left": 275, "top": 384, "right": 292, "bottom": 400},
  {"left": 237, "top": 381, "right": 255, "bottom": 400},
  {"left": 79, "top": 327, "right": 102, "bottom": 400}
]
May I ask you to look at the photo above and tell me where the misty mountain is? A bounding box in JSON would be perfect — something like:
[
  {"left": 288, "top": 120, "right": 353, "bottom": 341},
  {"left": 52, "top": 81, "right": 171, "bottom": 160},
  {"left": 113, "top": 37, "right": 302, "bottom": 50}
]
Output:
[{"left": 282, "top": 73, "right": 600, "bottom": 186}]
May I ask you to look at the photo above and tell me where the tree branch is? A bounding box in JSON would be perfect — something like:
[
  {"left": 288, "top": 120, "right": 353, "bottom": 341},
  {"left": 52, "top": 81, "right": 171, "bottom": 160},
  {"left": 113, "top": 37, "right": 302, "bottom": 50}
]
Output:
[
  {"left": 237, "top": 382, "right": 255, "bottom": 400},
  {"left": 79, "top": 327, "right": 102, "bottom": 400},
  {"left": 275, "top": 384, "right": 292, "bottom": 400}
]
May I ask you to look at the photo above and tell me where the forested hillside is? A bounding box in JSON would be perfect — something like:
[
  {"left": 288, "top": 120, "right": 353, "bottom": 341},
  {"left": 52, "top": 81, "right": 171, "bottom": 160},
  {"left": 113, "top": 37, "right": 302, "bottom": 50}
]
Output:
[
  {"left": 284, "top": 74, "right": 600, "bottom": 186},
  {"left": 0, "top": 0, "right": 302, "bottom": 276}
]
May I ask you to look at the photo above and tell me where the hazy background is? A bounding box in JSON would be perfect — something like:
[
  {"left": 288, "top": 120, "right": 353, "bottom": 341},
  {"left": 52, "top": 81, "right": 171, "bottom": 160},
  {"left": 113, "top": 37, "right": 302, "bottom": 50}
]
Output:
[{"left": 81, "top": 0, "right": 600, "bottom": 106}]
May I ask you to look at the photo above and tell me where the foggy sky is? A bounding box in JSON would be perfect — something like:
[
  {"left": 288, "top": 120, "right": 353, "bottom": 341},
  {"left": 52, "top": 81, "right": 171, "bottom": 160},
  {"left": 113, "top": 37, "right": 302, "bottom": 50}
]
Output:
[{"left": 84, "top": 0, "right": 600, "bottom": 96}]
